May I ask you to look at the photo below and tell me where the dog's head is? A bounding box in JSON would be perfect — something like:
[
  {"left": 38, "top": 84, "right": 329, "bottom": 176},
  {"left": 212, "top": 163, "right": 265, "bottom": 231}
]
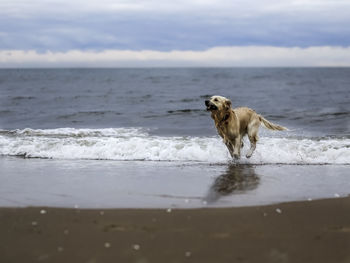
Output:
[{"left": 205, "top": 95, "right": 232, "bottom": 112}]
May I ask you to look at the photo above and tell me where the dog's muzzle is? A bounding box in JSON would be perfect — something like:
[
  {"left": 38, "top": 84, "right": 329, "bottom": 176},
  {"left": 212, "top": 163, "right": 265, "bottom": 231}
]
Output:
[{"left": 205, "top": 100, "right": 218, "bottom": 111}]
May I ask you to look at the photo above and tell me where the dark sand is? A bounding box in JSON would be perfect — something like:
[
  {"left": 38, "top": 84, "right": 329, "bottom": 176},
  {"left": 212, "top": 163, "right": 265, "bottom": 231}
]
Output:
[{"left": 1, "top": 197, "right": 350, "bottom": 263}]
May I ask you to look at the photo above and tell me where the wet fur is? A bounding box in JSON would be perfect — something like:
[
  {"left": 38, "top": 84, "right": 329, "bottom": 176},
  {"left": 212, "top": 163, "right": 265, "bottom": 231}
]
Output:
[{"left": 205, "top": 95, "right": 287, "bottom": 159}]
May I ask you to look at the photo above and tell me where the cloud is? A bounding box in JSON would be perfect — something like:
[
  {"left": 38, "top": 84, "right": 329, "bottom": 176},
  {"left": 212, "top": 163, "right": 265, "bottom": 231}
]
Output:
[
  {"left": 1, "top": 46, "right": 350, "bottom": 67},
  {"left": 2, "top": 0, "right": 350, "bottom": 17},
  {"left": 1, "top": 0, "right": 350, "bottom": 52}
]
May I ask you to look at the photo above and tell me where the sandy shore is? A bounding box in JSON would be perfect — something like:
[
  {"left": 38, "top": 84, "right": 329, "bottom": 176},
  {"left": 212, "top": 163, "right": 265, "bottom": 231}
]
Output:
[{"left": 1, "top": 197, "right": 350, "bottom": 263}]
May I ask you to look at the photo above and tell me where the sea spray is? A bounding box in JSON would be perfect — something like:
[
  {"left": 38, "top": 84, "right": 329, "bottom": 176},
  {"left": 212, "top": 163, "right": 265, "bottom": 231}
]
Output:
[{"left": 0, "top": 128, "right": 349, "bottom": 164}]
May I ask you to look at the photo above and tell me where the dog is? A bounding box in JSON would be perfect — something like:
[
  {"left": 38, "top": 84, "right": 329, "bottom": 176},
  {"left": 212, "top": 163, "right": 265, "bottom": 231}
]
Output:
[{"left": 205, "top": 95, "right": 287, "bottom": 159}]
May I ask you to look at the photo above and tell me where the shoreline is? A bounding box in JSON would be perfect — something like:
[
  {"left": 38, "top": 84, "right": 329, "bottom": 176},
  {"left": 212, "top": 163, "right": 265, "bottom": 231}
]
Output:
[
  {"left": 1, "top": 157, "right": 350, "bottom": 209},
  {"left": 1, "top": 196, "right": 350, "bottom": 263}
]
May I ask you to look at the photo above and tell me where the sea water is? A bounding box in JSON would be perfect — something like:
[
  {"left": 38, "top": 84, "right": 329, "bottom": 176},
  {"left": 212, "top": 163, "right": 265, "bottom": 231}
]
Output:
[{"left": 0, "top": 68, "right": 349, "bottom": 208}]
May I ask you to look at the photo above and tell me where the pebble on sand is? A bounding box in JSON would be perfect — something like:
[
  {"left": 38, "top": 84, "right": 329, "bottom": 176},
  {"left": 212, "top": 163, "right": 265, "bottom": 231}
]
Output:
[
  {"left": 133, "top": 244, "right": 140, "bottom": 250},
  {"left": 185, "top": 251, "right": 192, "bottom": 257}
]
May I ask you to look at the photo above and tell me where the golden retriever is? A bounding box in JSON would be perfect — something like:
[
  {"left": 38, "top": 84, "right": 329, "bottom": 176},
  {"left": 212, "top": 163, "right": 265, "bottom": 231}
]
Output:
[{"left": 205, "top": 95, "right": 287, "bottom": 159}]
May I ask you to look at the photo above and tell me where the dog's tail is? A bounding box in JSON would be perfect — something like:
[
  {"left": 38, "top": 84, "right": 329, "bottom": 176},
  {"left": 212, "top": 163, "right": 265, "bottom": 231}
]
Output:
[{"left": 259, "top": 116, "right": 288, "bottom": 131}]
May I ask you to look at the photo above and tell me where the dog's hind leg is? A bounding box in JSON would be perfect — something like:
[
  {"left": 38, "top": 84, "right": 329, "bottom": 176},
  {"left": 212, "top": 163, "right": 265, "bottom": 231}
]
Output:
[
  {"left": 246, "top": 121, "right": 260, "bottom": 158},
  {"left": 246, "top": 136, "right": 257, "bottom": 158}
]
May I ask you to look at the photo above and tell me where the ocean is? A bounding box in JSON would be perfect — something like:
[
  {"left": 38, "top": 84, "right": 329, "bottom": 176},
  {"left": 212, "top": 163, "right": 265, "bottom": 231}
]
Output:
[{"left": 0, "top": 68, "right": 349, "bottom": 208}]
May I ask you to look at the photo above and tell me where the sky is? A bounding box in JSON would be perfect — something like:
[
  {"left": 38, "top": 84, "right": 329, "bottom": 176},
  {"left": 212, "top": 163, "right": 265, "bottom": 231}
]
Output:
[{"left": 1, "top": 0, "right": 350, "bottom": 67}]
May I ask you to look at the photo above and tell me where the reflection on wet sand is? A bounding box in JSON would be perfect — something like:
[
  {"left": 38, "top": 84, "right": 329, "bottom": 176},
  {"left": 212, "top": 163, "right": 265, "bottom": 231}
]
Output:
[{"left": 204, "top": 164, "right": 260, "bottom": 204}]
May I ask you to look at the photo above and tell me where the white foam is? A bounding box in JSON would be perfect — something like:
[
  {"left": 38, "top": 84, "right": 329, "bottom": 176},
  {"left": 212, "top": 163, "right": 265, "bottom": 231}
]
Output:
[{"left": 0, "top": 128, "right": 349, "bottom": 164}]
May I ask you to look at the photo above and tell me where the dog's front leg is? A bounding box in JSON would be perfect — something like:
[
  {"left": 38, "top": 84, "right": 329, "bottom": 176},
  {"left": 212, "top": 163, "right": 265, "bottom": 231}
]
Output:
[
  {"left": 224, "top": 139, "right": 235, "bottom": 158},
  {"left": 233, "top": 136, "right": 241, "bottom": 159}
]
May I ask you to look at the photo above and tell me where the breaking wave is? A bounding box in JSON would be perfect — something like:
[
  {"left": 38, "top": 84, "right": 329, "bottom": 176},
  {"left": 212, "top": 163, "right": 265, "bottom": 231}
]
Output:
[{"left": 0, "top": 128, "right": 349, "bottom": 164}]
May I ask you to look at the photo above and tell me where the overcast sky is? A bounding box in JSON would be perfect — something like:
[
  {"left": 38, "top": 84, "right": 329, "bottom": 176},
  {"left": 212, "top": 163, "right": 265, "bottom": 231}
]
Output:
[{"left": 1, "top": 0, "right": 350, "bottom": 67}]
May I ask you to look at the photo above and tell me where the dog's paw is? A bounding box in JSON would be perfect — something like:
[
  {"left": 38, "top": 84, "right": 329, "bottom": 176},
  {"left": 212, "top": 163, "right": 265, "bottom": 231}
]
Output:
[
  {"left": 246, "top": 148, "right": 255, "bottom": 158},
  {"left": 246, "top": 151, "right": 254, "bottom": 158}
]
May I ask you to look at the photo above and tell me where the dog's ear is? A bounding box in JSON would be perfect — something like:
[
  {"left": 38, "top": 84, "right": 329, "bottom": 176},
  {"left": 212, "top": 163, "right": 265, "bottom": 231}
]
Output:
[{"left": 224, "top": 99, "right": 232, "bottom": 111}]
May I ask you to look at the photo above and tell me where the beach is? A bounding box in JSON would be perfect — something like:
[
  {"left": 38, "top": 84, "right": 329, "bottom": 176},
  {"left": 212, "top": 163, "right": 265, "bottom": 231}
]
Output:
[
  {"left": 1, "top": 157, "right": 349, "bottom": 209},
  {"left": 1, "top": 196, "right": 350, "bottom": 263},
  {"left": 1, "top": 157, "right": 349, "bottom": 263},
  {"left": 0, "top": 68, "right": 349, "bottom": 262}
]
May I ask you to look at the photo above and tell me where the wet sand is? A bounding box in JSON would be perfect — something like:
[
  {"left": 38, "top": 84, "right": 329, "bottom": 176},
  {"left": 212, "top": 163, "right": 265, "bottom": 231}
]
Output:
[
  {"left": 2, "top": 157, "right": 350, "bottom": 209},
  {"left": 1, "top": 196, "right": 350, "bottom": 263}
]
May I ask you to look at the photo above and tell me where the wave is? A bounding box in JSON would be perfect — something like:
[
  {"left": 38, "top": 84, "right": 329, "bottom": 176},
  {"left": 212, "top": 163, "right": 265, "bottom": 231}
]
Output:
[{"left": 0, "top": 128, "right": 349, "bottom": 164}]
